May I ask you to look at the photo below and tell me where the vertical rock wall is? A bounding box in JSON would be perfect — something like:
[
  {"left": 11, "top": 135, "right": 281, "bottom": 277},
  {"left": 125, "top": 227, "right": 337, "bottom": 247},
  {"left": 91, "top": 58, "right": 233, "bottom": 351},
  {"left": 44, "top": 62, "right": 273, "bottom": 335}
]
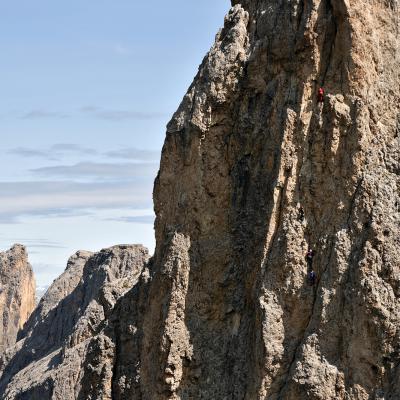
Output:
[
  {"left": 0, "top": 245, "right": 35, "bottom": 353},
  {"left": 137, "top": 1, "right": 399, "bottom": 399}
]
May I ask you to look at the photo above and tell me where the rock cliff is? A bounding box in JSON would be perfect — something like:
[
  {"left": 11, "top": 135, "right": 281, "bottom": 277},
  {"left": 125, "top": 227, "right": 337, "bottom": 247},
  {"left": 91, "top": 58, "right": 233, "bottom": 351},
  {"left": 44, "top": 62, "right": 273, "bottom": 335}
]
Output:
[
  {"left": 0, "top": 245, "right": 149, "bottom": 399},
  {"left": 118, "top": 0, "right": 400, "bottom": 400},
  {"left": 0, "top": 245, "right": 35, "bottom": 354},
  {"left": 1, "top": 0, "right": 399, "bottom": 399},
  {"left": 142, "top": 1, "right": 399, "bottom": 398}
]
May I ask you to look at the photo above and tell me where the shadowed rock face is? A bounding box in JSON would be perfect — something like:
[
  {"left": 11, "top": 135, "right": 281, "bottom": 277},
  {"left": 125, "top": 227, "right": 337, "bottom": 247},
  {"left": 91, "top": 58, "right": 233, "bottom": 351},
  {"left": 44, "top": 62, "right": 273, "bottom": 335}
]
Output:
[
  {"left": 0, "top": 245, "right": 35, "bottom": 354},
  {"left": 18, "top": 250, "right": 94, "bottom": 341},
  {"left": 1, "top": 0, "right": 399, "bottom": 399},
  {"left": 0, "top": 245, "right": 149, "bottom": 399}
]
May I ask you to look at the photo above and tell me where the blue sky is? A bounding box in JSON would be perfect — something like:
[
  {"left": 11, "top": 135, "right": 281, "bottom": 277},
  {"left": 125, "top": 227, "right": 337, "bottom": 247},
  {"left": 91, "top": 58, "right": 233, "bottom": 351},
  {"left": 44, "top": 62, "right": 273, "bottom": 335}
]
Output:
[{"left": 0, "top": 1, "right": 230, "bottom": 288}]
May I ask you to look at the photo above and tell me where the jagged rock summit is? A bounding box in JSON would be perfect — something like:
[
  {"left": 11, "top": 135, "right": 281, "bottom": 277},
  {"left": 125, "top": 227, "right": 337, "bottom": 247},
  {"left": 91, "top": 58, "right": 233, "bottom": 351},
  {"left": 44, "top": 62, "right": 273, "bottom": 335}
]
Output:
[
  {"left": 0, "top": 245, "right": 35, "bottom": 354},
  {"left": 0, "top": 245, "right": 149, "bottom": 399},
  {"left": 1, "top": 0, "right": 399, "bottom": 399}
]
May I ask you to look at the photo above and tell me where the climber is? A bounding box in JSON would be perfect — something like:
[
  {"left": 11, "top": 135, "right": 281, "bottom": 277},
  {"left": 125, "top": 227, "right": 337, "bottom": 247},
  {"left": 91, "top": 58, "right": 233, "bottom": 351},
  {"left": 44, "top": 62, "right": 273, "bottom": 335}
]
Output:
[
  {"left": 308, "top": 270, "right": 316, "bottom": 286},
  {"left": 306, "top": 248, "right": 315, "bottom": 268},
  {"left": 317, "top": 87, "right": 324, "bottom": 103},
  {"left": 298, "top": 207, "right": 305, "bottom": 222}
]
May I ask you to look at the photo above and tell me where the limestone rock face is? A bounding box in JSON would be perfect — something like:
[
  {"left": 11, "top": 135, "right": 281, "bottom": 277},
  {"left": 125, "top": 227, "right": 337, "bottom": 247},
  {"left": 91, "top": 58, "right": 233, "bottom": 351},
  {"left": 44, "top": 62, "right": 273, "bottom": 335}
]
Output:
[
  {"left": 0, "top": 245, "right": 35, "bottom": 354},
  {"left": 19, "top": 249, "right": 93, "bottom": 340},
  {"left": 0, "top": 245, "right": 149, "bottom": 399},
  {"left": 2, "top": 0, "right": 399, "bottom": 399},
  {"left": 126, "top": 1, "right": 399, "bottom": 398}
]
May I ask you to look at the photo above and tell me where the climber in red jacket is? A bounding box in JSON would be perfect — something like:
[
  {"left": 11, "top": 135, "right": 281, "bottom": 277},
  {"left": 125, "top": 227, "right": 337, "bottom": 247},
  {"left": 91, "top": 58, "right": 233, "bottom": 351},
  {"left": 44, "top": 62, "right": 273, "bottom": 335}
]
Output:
[
  {"left": 317, "top": 87, "right": 325, "bottom": 103},
  {"left": 306, "top": 248, "right": 315, "bottom": 268}
]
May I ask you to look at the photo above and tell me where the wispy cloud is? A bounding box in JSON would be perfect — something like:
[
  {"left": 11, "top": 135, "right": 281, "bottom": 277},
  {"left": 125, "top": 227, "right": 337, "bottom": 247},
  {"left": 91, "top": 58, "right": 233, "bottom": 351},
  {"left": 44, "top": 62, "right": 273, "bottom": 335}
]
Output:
[
  {"left": 17, "top": 107, "right": 166, "bottom": 122},
  {"left": 30, "top": 161, "right": 158, "bottom": 180},
  {"left": 21, "top": 110, "right": 69, "bottom": 120},
  {"left": 80, "top": 106, "right": 167, "bottom": 121},
  {"left": 105, "top": 215, "right": 155, "bottom": 224},
  {"left": 1, "top": 238, "right": 67, "bottom": 249},
  {"left": 7, "top": 144, "right": 159, "bottom": 165},
  {"left": 1, "top": 152, "right": 159, "bottom": 223},
  {"left": 8, "top": 147, "right": 50, "bottom": 159},
  {"left": 105, "top": 147, "right": 160, "bottom": 161},
  {"left": 8, "top": 144, "right": 98, "bottom": 161},
  {"left": 0, "top": 180, "right": 153, "bottom": 224},
  {"left": 0, "top": 214, "right": 22, "bottom": 224},
  {"left": 51, "top": 143, "right": 97, "bottom": 155}
]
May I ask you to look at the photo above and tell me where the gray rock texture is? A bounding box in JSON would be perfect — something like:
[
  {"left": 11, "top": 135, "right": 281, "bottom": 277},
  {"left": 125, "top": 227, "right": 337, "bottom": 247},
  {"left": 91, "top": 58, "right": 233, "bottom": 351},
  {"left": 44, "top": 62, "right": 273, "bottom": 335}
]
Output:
[
  {"left": 142, "top": 2, "right": 399, "bottom": 399},
  {"left": 1, "top": 0, "right": 399, "bottom": 399},
  {"left": 0, "top": 245, "right": 35, "bottom": 354},
  {"left": 0, "top": 245, "right": 149, "bottom": 399}
]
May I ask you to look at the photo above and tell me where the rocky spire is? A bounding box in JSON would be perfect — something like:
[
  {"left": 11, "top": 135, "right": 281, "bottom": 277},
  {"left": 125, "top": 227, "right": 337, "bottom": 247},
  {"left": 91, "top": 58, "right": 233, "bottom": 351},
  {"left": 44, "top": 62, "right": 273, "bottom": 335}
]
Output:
[
  {"left": 0, "top": 244, "right": 35, "bottom": 353},
  {"left": 140, "top": 1, "right": 400, "bottom": 397}
]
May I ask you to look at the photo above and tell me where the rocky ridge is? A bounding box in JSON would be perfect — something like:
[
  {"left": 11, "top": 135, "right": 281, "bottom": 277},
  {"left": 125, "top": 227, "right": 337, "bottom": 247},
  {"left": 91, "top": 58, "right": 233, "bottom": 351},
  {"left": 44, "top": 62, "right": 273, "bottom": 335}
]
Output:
[
  {"left": 0, "top": 245, "right": 35, "bottom": 354},
  {"left": 0, "top": 245, "right": 149, "bottom": 399}
]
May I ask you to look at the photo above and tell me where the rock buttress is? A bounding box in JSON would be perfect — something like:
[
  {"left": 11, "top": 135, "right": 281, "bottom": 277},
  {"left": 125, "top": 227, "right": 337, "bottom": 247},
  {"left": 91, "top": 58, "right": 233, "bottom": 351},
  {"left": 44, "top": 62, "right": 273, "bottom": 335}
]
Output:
[
  {"left": 0, "top": 245, "right": 35, "bottom": 354},
  {"left": 138, "top": 1, "right": 400, "bottom": 399}
]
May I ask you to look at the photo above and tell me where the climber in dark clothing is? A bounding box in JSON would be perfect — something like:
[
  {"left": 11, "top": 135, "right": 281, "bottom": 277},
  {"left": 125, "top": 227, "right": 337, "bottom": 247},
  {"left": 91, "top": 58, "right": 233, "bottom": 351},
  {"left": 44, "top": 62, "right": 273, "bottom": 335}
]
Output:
[
  {"left": 306, "top": 249, "right": 315, "bottom": 268},
  {"left": 298, "top": 207, "right": 305, "bottom": 222},
  {"left": 317, "top": 87, "right": 324, "bottom": 103},
  {"left": 308, "top": 270, "right": 316, "bottom": 285}
]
